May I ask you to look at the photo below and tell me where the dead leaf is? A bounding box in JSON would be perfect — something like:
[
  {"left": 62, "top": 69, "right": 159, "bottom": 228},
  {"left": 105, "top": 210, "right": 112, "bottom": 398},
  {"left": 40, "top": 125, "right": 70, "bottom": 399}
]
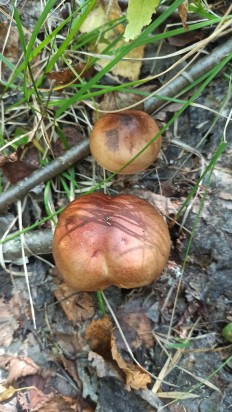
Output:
[
  {"left": 54, "top": 285, "right": 95, "bottom": 322},
  {"left": 167, "top": 31, "right": 204, "bottom": 47},
  {"left": 0, "top": 23, "right": 20, "bottom": 80},
  {"left": 111, "top": 334, "right": 151, "bottom": 390},
  {"left": 96, "top": 42, "right": 144, "bottom": 81},
  {"left": 1, "top": 160, "right": 38, "bottom": 184},
  {"left": 18, "top": 388, "right": 52, "bottom": 412},
  {"left": 58, "top": 356, "right": 80, "bottom": 385},
  {"left": 0, "top": 298, "right": 18, "bottom": 347},
  {"left": 0, "top": 385, "right": 18, "bottom": 402},
  {"left": 218, "top": 191, "right": 232, "bottom": 201},
  {"left": 116, "top": 306, "right": 154, "bottom": 351},
  {"left": 47, "top": 63, "right": 93, "bottom": 87},
  {"left": 81, "top": 0, "right": 124, "bottom": 34},
  {"left": 93, "top": 91, "right": 144, "bottom": 121},
  {"left": 178, "top": 2, "right": 188, "bottom": 30},
  {"left": 102, "top": 0, "right": 125, "bottom": 34},
  {"left": 50, "top": 126, "right": 85, "bottom": 157},
  {"left": 0, "top": 143, "right": 39, "bottom": 184},
  {"left": 18, "top": 391, "right": 95, "bottom": 412},
  {"left": 0, "top": 355, "right": 40, "bottom": 383},
  {"left": 54, "top": 331, "right": 85, "bottom": 357},
  {"left": 124, "top": 189, "right": 180, "bottom": 217},
  {"left": 88, "top": 351, "right": 122, "bottom": 380},
  {"left": 85, "top": 316, "right": 113, "bottom": 358},
  {"left": 79, "top": 0, "right": 144, "bottom": 80}
]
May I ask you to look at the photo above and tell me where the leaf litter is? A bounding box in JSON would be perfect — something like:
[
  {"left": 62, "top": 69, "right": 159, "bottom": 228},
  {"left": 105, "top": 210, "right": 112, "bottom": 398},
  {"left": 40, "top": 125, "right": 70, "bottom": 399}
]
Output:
[{"left": 0, "top": 1, "right": 232, "bottom": 412}]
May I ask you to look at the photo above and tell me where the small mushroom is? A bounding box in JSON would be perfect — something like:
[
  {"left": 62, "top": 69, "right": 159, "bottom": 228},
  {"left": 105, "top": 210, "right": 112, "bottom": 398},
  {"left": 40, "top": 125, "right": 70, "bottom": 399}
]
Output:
[
  {"left": 90, "top": 110, "right": 161, "bottom": 174},
  {"left": 53, "top": 193, "right": 170, "bottom": 291}
]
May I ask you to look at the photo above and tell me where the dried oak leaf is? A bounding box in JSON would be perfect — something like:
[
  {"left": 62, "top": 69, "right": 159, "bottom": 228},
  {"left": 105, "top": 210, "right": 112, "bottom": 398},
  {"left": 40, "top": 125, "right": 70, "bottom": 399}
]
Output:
[
  {"left": 54, "top": 284, "right": 94, "bottom": 322},
  {"left": 0, "top": 355, "right": 40, "bottom": 384},
  {"left": 19, "top": 391, "right": 94, "bottom": 412},
  {"left": 47, "top": 62, "right": 93, "bottom": 87},
  {"left": 111, "top": 334, "right": 151, "bottom": 390}
]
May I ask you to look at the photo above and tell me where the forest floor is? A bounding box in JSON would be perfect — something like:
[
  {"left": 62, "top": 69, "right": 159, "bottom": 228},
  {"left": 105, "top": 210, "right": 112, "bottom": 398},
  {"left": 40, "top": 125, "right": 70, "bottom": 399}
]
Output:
[{"left": 0, "top": 1, "right": 232, "bottom": 412}]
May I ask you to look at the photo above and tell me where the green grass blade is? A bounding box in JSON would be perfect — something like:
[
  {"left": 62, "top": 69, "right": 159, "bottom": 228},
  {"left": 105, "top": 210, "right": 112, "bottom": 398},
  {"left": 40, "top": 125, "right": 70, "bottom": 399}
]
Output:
[
  {"left": 45, "top": 0, "right": 97, "bottom": 73},
  {"left": 55, "top": 0, "right": 185, "bottom": 117}
]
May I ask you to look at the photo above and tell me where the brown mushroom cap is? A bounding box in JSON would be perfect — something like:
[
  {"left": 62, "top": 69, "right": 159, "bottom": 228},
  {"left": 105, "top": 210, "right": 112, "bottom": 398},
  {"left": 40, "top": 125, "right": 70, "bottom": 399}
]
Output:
[
  {"left": 89, "top": 110, "right": 161, "bottom": 174},
  {"left": 53, "top": 193, "right": 170, "bottom": 291}
]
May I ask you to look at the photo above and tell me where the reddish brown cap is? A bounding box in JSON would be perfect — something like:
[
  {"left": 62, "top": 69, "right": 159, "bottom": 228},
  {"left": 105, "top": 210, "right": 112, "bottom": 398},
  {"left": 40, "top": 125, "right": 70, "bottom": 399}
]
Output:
[
  {"left": 90, "top": 110, "right": 161, "bottom": 174},
  {"left": 53, "top": 193, "right": 170, "bottom": 291}
]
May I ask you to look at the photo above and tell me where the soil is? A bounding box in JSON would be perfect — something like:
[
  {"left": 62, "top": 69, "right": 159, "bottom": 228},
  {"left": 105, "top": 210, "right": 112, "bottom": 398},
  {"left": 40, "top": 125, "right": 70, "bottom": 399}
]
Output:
[{"left": 0, "top": 2, "right": 232, "bottom": 412}]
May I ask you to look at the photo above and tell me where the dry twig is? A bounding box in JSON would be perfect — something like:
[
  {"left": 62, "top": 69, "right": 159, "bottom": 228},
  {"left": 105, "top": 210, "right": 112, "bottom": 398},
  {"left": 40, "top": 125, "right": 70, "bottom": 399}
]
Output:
[{"left": 0, "top": 139, "right": 90, "bottom": 214}]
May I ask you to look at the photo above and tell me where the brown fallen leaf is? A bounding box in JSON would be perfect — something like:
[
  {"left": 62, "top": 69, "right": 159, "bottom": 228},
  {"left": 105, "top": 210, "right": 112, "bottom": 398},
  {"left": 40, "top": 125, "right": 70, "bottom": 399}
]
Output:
[
  {"left": 55, "top": 330, "right": 85, "bottom": 356},
  {"left": 0, "top": 143, "right": 39, "bottom": 184},
  {"left": 218, "top": 191, "right": 232, "bottom": 201},
  {"left": 58, "top": 356, "right": 80, "bottom": 385},
  {"left": 93, "top": 91, "right": 144, "bottom": 121},
  {"left": 88, "top": 351, "right": 122, "bottom": 380},
  {"left": 54, "top": 285, "right": 95, "bottom": 322},
  {"left": 47, "top": 62, "right": 93, "bottom": 87},
  {"left": 0, "top": 355, "right": 40, "bottom": 384},
  {"left": 178, "top": 2, "right": 188, "bottom": 30},
  {"left": 0, "top": 23, "right": 20, "bottom": 81},
  {"left": 124, "top": 189, "right": 181, "bottom": 217},
  {"left": 18, "top": 391, "right": 95, "bottom": 412},
  {"left": 111, "top": 334, "right": 151, "bottom": 390},
  {"left": 50, "top": 126, "right": 85, "bottom": 157},
  {"left": 85, "top": 316, "right": 113, "bottom": 359},
  {"left": 115, "top": 305, "right": 154, "bottom": 352},
  {"left": 1, "top": 160, "right": 38, "bottom": 184},
  {"left": 167, "top": 31, "right": 204, "bottom": 47}
]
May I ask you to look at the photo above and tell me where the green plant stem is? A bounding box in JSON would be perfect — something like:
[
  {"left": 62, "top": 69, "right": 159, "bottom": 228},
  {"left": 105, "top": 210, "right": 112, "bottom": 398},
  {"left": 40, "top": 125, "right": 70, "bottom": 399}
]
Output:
[{"left": 96, "top": 291, "right": 106, "bottom": 316}]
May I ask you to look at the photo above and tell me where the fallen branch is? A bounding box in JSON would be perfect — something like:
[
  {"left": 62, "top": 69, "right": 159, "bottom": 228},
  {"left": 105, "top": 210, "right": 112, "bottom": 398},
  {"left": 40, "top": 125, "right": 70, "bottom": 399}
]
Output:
[
  {"left": 145, "top": 37, "right": 232, "bottom": 113},
  {"left": 2, "top": 229, "right": 53, "bottom": 262},
  {"left": 1, "top": 38, "right": 232, "bottom": 259},
  {"left": 0, "top": 139, "right": 90, "bottom": 214}
]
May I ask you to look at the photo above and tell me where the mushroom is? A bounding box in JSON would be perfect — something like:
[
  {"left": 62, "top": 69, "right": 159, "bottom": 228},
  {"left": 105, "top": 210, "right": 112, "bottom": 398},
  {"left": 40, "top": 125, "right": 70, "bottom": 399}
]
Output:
[
  {"left": 53, "top": 193, "right": 170, "bottom": 291},
  {"left": 89, "top": 110, "right": 161, "bottom": 174}
]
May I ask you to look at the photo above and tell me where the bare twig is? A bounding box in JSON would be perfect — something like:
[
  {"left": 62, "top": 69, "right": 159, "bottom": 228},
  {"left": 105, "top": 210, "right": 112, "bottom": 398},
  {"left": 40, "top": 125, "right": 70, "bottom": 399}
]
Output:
[
  {"left": 2, "top": 229, "right": 53, "bottom": 261},
  {"left": 0, "top": 139, "right": 90, "bottom": 214},
  {"left": 145, "top": 37, "right": 232, "bottom": 114}
]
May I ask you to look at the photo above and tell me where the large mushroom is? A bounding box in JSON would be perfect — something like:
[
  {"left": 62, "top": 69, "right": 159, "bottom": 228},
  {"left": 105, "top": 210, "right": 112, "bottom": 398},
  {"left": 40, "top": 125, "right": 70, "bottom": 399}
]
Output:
[
  {"left": 53, "top": 193, "right": 170, "bottom": 291},
  {"left": 90, "top": 110, "right": 161, "bottom": 174}
]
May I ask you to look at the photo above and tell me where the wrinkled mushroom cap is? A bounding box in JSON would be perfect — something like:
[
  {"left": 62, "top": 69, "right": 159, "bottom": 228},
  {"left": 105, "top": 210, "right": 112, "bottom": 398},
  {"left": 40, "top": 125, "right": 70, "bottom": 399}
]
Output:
[
  {"left": 90, "top": 110, "right": 161, "bottom": 174},
  {"left": 53, "top": 193, "right": 171, "bottom": 291}
]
